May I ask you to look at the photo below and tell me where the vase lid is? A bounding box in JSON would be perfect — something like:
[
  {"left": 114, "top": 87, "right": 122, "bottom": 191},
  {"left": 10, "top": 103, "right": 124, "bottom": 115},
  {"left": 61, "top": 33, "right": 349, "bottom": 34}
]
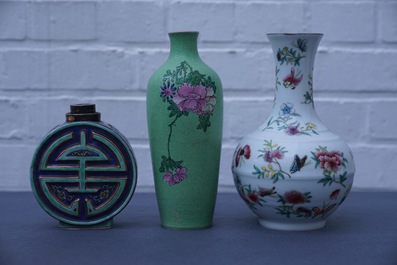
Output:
[{"left": 66, "top": 103, "right": 101, "bottom": 122}]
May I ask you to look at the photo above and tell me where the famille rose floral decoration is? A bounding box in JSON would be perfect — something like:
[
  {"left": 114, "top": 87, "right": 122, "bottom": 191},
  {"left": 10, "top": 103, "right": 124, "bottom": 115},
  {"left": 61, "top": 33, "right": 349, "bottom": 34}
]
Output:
[
  {"left": 159, "top": 61, "right": 217, "bottom": 186},
  {"left": 232, "top": 33, "right": 355, "bottom": 231},
  {"left": 147, "top": 31, "right": 223, "bottom": 229}
]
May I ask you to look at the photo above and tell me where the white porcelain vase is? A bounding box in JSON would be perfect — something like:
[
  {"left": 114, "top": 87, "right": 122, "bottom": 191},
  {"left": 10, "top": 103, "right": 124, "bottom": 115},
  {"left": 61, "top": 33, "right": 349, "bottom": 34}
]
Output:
[{"left": 232, "top": 33, "right": 355, "bottom": 231}]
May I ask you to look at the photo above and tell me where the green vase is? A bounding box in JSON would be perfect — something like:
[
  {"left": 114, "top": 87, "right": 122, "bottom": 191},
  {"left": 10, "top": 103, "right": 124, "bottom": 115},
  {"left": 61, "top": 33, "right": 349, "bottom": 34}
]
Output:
[{"left": 146, "top": 32, "right": 223, "bottom": 229}]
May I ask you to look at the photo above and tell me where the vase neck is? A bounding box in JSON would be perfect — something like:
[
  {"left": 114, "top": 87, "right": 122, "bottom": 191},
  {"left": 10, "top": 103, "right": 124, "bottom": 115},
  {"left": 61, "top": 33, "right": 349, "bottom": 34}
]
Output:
[
  {"left": 268, "top": 34, "right": 322, "bottom": 115},
  {"left": 168, "top": 32, "right": 200, "bottom": 59}
]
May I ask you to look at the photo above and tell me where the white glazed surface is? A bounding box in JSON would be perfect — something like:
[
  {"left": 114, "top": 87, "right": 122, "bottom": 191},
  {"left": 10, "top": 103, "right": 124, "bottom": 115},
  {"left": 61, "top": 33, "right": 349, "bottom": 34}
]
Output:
[{"left": 232, "top": 34, "right": 355, "bottom": 231}]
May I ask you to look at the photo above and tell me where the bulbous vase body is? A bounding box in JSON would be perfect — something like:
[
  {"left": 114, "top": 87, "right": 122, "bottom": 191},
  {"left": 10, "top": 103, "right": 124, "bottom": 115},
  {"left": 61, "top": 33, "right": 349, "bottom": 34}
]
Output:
[
  {"left": 147, "top": 32, "right": 223, "bottom": 229},
  {"left": 232, "top": 33, "right": 355, "bottom": 231}
]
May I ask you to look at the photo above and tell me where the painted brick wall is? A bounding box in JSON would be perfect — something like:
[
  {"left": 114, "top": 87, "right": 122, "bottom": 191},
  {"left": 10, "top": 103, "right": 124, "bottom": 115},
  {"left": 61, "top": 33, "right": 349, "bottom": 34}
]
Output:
[{"left": 1, "top": 0, "right": 396, "bottom": 191}]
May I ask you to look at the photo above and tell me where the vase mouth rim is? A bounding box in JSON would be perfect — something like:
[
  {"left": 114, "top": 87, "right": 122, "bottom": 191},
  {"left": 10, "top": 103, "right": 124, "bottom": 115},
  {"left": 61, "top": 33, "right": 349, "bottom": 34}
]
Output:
[
  {"left": 169, "top": 31, "right": 199, "bottom": 35},
  {"left": 267, "top": 33, "right": 323, "bottom": 36}
]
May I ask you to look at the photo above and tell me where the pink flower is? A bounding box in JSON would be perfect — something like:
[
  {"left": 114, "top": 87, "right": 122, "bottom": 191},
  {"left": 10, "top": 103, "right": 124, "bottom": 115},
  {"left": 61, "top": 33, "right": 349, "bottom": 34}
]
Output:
[
  {"left": 263, "top": 149, "right": 284, "bottom": 163},
  {"left": 271, "top": 149, "right": 284, "bottom": 160},
  {"left": 163, "top": 167, "right": 187, "bottom": 185},
  {"left": 316, "top": 150, "right": 343, "bottom": 172},
  {"left": 173, "top": 83, "right": 216, "bottom": 115},
  {"left": 264, "top": 151, "right": 274, "bottom": 163},
  {"left": 163, "top": 171, "right": 174, "bottom": 185},
  {"left": 203, "top": 86, "right": 216, "bottom": 113},
  {"left": 285, "top": 125, "right": 301, "bottom": 135},
  {"left": 283, "top": 190, "right": 307, "bottom": 204}
]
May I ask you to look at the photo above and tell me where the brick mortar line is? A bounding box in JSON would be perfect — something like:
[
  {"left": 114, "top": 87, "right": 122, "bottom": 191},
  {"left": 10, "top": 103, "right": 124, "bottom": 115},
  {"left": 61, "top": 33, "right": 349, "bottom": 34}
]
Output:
[
  {"left": 1, "top": 46, "right": 397, "bottom": 52},
  {"left": 1, "top": 96, "right": 397, "bottom": 103},
  {"left": 3, "top": 141, "right": 395, "bottom": 149}
]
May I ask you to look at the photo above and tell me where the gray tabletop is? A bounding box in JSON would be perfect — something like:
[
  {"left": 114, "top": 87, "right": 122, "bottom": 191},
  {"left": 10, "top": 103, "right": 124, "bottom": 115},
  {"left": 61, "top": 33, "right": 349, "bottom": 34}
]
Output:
[{"left": 1, "top": 191, "right": 396, "bottom": 265}]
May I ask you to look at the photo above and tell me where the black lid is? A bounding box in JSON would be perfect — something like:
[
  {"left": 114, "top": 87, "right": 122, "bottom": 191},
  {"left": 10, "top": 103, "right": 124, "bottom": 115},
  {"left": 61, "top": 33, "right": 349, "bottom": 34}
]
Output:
[{"left": 66, "top": 104, "right": 101, "bottom": 122}]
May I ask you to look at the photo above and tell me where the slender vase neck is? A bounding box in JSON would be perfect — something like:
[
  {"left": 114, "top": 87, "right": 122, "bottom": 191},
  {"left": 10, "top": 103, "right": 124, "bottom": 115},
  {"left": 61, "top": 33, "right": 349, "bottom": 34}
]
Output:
[
  {"left": 168, "top": 32, "right": 200, "bottom": 59},
  {"left": 268, "top": 34, "right": 322, "bottom": 115}
]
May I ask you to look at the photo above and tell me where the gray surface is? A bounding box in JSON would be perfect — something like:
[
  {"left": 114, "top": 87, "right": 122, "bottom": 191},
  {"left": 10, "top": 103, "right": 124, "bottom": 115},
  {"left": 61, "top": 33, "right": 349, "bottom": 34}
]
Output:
[{"left": 1, "top": 192, "right": 396, "bottom": 265}]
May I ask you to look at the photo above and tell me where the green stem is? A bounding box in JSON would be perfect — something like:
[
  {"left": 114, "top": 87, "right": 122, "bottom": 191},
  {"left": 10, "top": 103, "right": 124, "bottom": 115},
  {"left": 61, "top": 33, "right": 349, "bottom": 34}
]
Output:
[
  {"left": 332, "top": 173, "right": 346, "bottom": 188},
  {"left": 275, "top": 160, "right": 291, "bottom": 179},
  {"left": 167, "top": 115, "right": 179, "bottom": 159}
]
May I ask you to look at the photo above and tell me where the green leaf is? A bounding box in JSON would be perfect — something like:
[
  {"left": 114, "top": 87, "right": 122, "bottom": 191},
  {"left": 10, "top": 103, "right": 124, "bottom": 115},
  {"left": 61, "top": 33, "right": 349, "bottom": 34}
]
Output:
[
  {"left": 197, "top": 114, "right": 211, "bottom": 132},
  {"left": 339, "top": 172, "right": 347, "bottom": 184},
  {"left": 167, "top": 102, "right": 183, "bottom": 118},
  {"left": 252, "top": 165, "right": 265, "bottom": 178},
  {"left": 186, "top": 70, "right": 205, "bottom": 86},
  {"left": 159, "top": 156, "right": 182, "bottom": 173},
  {"left": 202, "top": 76, "right": 217, "bottom": 93}
]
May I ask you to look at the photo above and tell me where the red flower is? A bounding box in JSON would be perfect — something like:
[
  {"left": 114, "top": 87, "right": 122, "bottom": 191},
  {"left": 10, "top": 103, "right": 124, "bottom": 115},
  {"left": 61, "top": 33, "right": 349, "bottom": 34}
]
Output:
[
  {"left": 243, "top": 145, "right": 251, "bottom": 159},
  {"left": 316, "top": 150, "right": 343, "bottom": 172},
  {"left": 330, "top": 189, "right": 340, "bottom": 200},
  {"left": 248, "top": 192, "right": 259, "bottom": 204},
  {"left": 283, "top": 190, "right": 307, "bottom": 204},
  {"left": 283, "top": 67, "right": 303, "bottom": 89}
]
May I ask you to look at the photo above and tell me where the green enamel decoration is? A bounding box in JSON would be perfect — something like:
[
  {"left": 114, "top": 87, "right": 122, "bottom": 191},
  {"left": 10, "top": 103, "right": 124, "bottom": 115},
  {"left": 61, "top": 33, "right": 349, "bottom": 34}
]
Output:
[{"left": 147, "top": 32, "right": 223, "bottom": 229}]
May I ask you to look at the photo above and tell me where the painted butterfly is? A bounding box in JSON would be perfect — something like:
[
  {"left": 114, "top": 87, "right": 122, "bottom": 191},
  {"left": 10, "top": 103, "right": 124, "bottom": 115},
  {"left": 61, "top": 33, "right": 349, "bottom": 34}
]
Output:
[{"left": 290, "top": 154, "right": 307, "bottom": 174}]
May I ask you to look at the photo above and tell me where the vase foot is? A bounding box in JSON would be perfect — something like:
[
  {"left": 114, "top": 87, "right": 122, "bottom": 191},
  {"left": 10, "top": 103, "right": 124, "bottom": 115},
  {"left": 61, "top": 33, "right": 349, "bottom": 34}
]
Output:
[
  {"left": 59, "top": 219, "right": 113, "bottom": 230},
  {"left": 161, "top": 223, "right": 213, "bottom": 230},
  {"left": 258, "top": 219, "right": 326, "bottom": 231}
]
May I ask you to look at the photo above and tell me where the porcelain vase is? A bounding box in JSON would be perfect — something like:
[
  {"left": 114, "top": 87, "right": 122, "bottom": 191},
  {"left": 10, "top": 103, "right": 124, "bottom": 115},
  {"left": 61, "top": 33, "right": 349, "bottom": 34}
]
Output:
[
  {"left": 147, "top": 32, "right": 223, "bottom": 229},
  {"left": 232, "top": 33, "right": 355, "bottom": 231}
]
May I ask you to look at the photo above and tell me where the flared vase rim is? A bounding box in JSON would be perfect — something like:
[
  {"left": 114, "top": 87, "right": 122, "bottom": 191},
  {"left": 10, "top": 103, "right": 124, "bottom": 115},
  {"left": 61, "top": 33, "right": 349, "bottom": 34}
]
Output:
[{"left": 168, "top": 31, "right": 199, "bottom": 35}]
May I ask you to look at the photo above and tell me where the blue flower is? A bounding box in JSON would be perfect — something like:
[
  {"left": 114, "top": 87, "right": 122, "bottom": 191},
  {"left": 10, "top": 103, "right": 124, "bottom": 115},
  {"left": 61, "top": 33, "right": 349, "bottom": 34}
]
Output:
[
  {"left": 160, "top": 82, "right": 177, "bottom": 100},
  {"left": 279, "top": 102, "right": 295, "bottom": 117}
]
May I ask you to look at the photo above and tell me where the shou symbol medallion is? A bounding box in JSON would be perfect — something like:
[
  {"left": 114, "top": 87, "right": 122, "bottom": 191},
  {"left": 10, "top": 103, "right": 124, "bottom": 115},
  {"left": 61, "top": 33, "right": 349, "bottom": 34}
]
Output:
[{"left": 31, "top": 104, "right": 137, "bottom": 228}]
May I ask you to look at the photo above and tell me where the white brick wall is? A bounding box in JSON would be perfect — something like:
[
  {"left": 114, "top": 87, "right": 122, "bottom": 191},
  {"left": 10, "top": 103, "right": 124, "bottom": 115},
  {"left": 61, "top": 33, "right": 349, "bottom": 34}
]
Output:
[{"left": 1, "top": 0, "right": 396, "bottom": 192}]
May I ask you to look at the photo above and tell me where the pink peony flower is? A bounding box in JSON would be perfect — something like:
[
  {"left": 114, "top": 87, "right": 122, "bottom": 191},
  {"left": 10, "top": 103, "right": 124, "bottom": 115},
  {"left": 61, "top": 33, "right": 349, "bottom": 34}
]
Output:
[
  {"left": 173, "top": 83, "right": 216, "bottom": 115},
  {"left": 163, "top": 167, "right": 187, "bottom": 185},
  {"left": 316, "top": 150, "right": 343, "bottom": 172},
  {"left": 283, "top": 190, "right": 307, "bottom": 204},
  {"left": 202, "top": 86, "right": 216, "bottom": 113}
]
